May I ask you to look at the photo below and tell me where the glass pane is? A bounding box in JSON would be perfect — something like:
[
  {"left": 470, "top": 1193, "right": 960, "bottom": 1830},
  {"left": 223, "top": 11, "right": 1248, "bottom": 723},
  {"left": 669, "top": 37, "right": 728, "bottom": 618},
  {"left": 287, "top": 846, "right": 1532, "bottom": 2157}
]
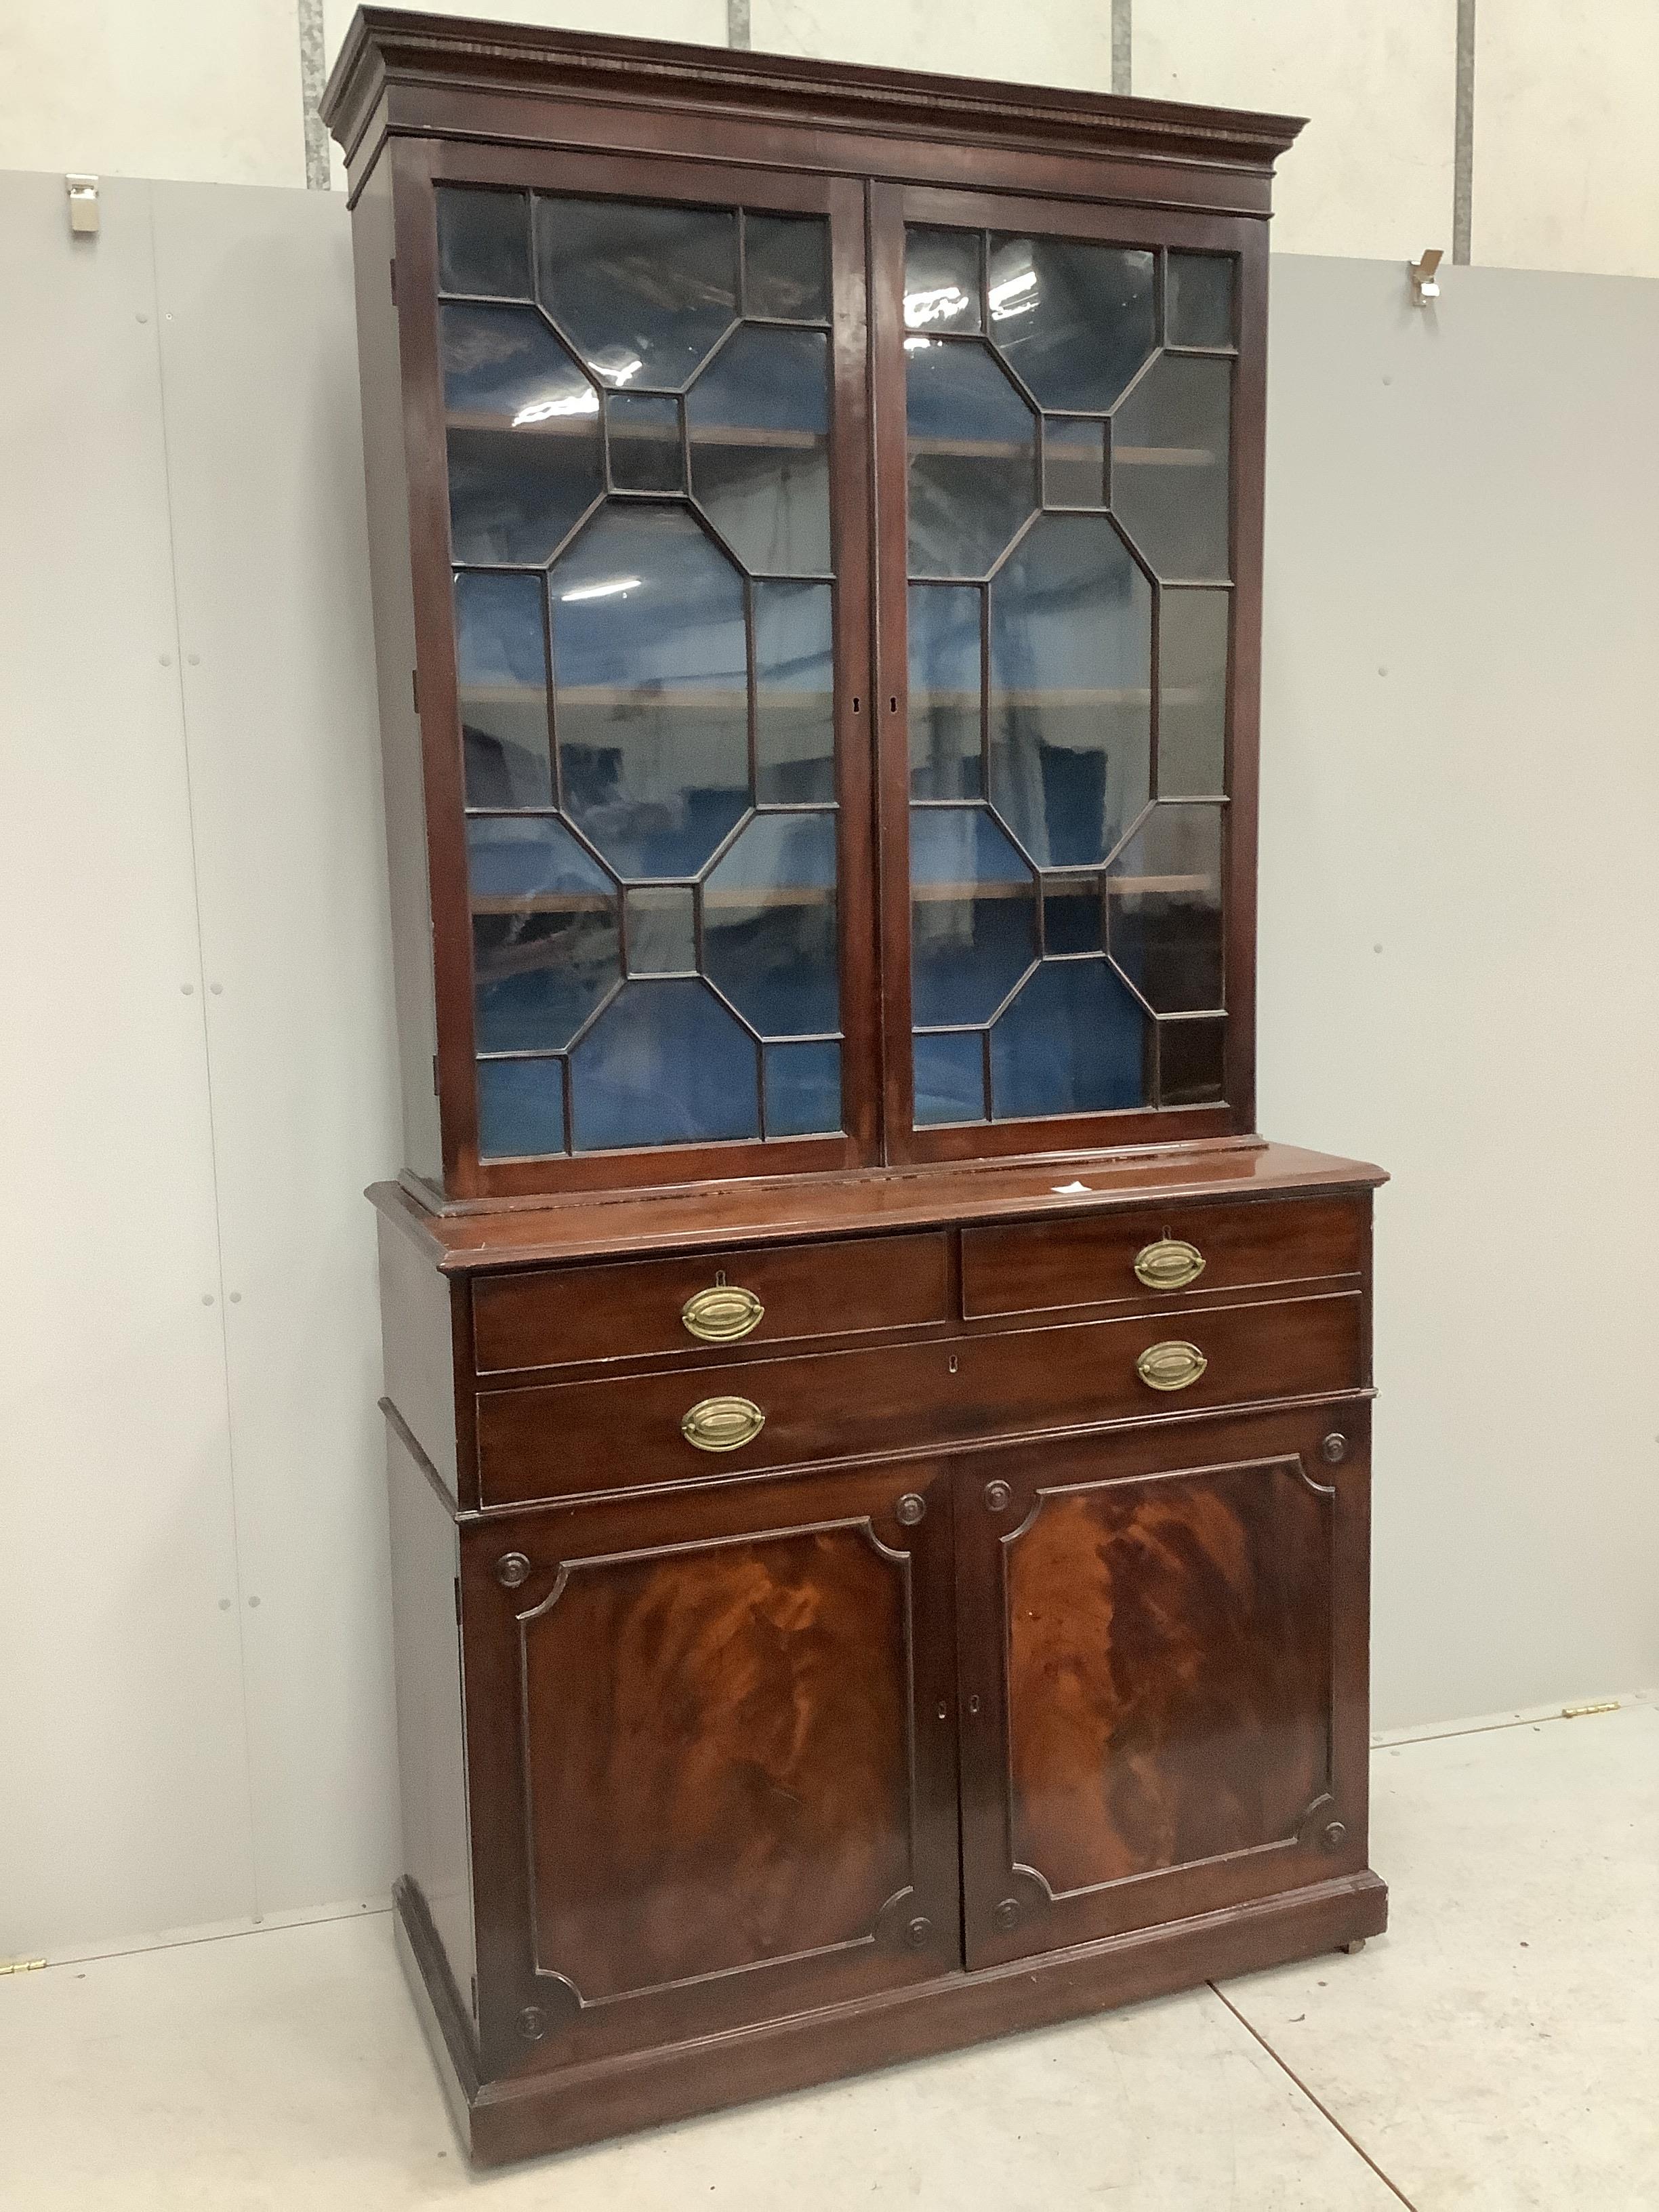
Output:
[
  {"left": 1042, "top": 872, "right": 1102, "bottom": 956},
  {"left": 1044, "top": 418, "right": 1107, "bottom": 510},
  {"left": 1106, "top": 802, "right": 1225, "bottom": 1012},
  {"left": 437, "top": 186, "right": 531, "bottom": 300},
  {"left": 1167, "top": 253, "right": 1236, "bottom": 350},
  {"left": 913, "top": 1029, "right": 987, "bottom": 1124},
  {"left": 1159, "top": 588, "right": 1229, "bottom": 798},
  {"left": 442, "top": 304, "right": 602, "bottom": 564},
  {"left": 686, "top": 326, "right": 831, "bottom": 575},
  {"left": 478, "top": 1059, "right": 566, "bottom": 1159},
  {"left": 988, "top": 236, "right": 1155, "bottom": 413},
  {"left": 551, "top": 505, "right": 749, "bottom": 880},
  {"left": 535, "top": 197, "right": 738, "bottom": 391},
  {"left": 468, "top": 817, "right": 620, "bottom": 1053},
  {"left": 1159, "top": 1015, "right": 1227, "bottom": 1106},
  {"left": 1111, "top": 355, "right": 1232, "bottom": 581},
  {"left": 987, "top": 514, "right": 1152, "bottom": 868},
  {"left": 903, "top": 228, "right": 982, "bottom": 334},
  {"left": 909, "top": 806, "right": 1035, "bottom": 1027},
  {"left": 456, "top": 571, "right": 551, "bottom": 809},
  {"left": 755, "top": 581, "right": 835, "bottom": 804},
  {"left": 703, "top": 812, "right": 839, "bottom": 1037},
  {"left": 607, "top": 391, "right": 684, "bottom": 494},
  {"left": 569, "top": 978, "right": 760, "bottom": 1149},
  {"left": 908, "top": 583, "right": 983, "bottom": 800},
  {"left": 989, "top": 959, "right": 1149, "bottom": 1118},
  {"left": 906, "top": 339, "right": 1037, "bottom": 579},
  {"left": 624, "top": 884, "right": 696, "bottom": 975},
  {"left": 764, "top": 1040, "right": 841, "bottom": 1136},
  {"left": 745, "top": 214, "right": 830, "bottom": 323}
]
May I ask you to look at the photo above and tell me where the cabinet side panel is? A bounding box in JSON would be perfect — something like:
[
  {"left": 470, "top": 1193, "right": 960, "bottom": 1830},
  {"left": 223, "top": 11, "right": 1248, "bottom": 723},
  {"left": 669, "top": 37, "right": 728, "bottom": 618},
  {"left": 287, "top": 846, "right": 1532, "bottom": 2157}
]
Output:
[
  {"left": 377, "top": 1214, "right": 461, "bottom": 1497},
  {"left": 350, "top": 155, "right": 443, "bottom": 1185},
  {"left": 388, "top": 1422, "right": 476, "bottom": 2018}
]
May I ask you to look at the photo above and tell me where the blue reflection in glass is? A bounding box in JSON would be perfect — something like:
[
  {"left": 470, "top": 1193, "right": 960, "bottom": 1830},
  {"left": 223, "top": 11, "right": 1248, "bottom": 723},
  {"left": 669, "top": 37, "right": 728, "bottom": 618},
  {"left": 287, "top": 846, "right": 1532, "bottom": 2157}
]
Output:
[
  {"left": 913, "top": 1030, "right": 987, "bottom": 1124},
  {"left": 988, "top": 513, "right": 1151, "bottom": 869},
  {"left": 441, "top": 304, "right": 602, "bottom": 565},
  {"left": 569, "top": 978, "right": 760, "bottom": 1151},
  {"left": 909, "top": 583, "right": 983, "bottom": 800},
  {"left": 456, "top": 571, "right": 551, "bottom": 808},
  {"left": 909, "top": 806, "right": 1035, "bottom": 1028},
  {"left": 745, "top": 214, "right": 830, "bottom": 323},
  {"left": 552, "top": 504, "right": 750, "bottom": 880},
  {"left": 987, "top": 236, "right": 1155, "bottom": 414},
  {"left": 704, "top": 811, "right": 838, "bottom": 1038},
  {"left": 535, "top": 197, "right": 738, "bottom": 392},
  {"left": 763, "top": 1040, "right": 842, "bottom": 1136},
  {"left": 468, "top": 817, "right": 619, "bottom": 1053},
  {"left": 477, "top": 1058, "right": 566, "bottom": 1159},
  {"left": 687, "top": 327, "right": 832, "bottom": 575},
  {"left": 989, "top": 959, "right": 1147, "bottom": 1118},
  {"left": 755, "top": 581, "right": 835, "bottom": 804},
  {"left": 906, "top": 338, "right": 1037, "bottom": 580}
]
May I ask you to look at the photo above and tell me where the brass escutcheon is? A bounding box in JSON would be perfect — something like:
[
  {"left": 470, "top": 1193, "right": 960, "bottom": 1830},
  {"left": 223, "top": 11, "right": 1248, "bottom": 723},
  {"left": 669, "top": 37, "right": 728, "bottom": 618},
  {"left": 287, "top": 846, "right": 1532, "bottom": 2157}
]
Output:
[
  {"left": 1135, "top": 1340, "right": 1208, "bottom": 1393},
  {"left": 1133, "top": 1237, "right": 1206, "bottom": 1291},
  {"left": 680, "top": 1395, "right": 766, "bottom": 1452},
  {"left": 681, "top": 1283, "right": 764, "bottom": 1343}
]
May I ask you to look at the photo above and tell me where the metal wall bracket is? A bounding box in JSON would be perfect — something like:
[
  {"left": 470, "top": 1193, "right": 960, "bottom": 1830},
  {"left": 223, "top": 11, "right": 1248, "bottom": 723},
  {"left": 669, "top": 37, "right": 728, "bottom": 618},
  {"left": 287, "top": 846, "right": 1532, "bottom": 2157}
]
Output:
[
  {"left": 1409, "top": 248, "right": 1443, "bottom": 306},
  {"left": 66, "top": 174, "right": 99, "bottom": 237}
]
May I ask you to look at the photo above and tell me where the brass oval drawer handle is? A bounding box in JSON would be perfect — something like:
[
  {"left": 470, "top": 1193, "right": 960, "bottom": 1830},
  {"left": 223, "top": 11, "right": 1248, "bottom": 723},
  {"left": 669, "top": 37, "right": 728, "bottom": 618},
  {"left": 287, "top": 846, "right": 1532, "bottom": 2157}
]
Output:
[
  {"left": 1136, "top": 1340, "right": 1208, "bottom": 1393},
  {"left": 1134, "top": 1237, "right": 1206, "bottom": 1291},
  {"left": 681, "top": 1395, "right": 766, "bottom": 1452},
  {"left": 681, "top": 1284, "right": 764, "bottom": 1343}
]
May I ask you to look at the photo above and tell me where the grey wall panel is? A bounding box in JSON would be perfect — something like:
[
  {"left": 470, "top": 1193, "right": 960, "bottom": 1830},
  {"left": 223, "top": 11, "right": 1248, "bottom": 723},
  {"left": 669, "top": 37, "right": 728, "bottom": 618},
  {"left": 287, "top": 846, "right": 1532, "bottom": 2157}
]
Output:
[
  {"left": 1258, "top": 255, "right": 1659, "bottom": 1727},
  {"left": 0, "top": 173, "right": 257, "bottom": 1954},
  {"left": 149, "top": 180, "right": 403, "bottom": 1916}
]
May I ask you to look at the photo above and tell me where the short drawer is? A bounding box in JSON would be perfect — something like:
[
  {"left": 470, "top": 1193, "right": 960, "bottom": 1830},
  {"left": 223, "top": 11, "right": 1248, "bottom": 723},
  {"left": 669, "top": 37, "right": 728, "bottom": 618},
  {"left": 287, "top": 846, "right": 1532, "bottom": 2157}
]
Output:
[
  {"left": 471, "top": 1229, "right": 952, "bottom": 1376},
  {"left": 476, "top": 1291, "right": 1364, "bottom": 1506},
  {"left": 960, "top": 1195, "right": 1365, "bottom": 1322}
]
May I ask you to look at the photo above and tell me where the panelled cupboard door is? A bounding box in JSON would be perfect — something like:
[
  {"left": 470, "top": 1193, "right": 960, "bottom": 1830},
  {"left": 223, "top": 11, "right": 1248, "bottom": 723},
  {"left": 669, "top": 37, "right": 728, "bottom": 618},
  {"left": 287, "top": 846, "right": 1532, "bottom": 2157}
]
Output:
[
  {"left": 870, "top": 182, "right": 1267, "bottom": 1162},
  {"left": 954, "top": 1404, "right": 1372, "bottom": 1969},
  {"left": 459, "top": 1462, "right": 960, "bottom": 2081},
  {"left": 396, "top": 143, "right": 880, "bottom": 1196}
]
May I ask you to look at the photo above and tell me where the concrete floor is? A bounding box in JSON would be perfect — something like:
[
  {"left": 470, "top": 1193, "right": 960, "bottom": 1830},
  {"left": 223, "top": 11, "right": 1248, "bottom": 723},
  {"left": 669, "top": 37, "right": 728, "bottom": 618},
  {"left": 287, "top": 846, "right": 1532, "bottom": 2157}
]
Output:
[{"left": 2, "top": 1700, "right": 1654, "bottom": 2210}]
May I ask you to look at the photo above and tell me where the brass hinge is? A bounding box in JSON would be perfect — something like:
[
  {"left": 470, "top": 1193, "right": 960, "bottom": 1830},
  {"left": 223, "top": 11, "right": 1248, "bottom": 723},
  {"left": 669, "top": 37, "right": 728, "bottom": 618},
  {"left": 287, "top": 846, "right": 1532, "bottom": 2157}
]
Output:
[
  {"left": 0, "top": 1958, "right": 46, "bottom": 1976},
  {"left": 1561, "top": 1699, "right": 1620, "bottom": 1719}
]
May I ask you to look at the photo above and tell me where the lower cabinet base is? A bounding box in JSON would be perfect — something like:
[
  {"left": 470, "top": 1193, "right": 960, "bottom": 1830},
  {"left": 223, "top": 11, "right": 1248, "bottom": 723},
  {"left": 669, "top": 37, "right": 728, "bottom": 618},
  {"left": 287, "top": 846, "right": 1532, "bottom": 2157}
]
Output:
[{"left": 394, "top": 1869, "right": 1390, "bottom": 2169}]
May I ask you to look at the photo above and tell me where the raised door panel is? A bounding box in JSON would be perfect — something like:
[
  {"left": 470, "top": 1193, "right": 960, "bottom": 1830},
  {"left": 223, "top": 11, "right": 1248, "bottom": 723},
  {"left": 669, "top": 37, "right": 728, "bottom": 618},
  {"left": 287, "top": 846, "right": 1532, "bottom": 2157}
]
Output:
[
  {"left": 460, "top": 1461, "right": 960, "bottom": 2078},
  {"left": 956, "top": 1403, "right": 1371, "bottom": 1968}
]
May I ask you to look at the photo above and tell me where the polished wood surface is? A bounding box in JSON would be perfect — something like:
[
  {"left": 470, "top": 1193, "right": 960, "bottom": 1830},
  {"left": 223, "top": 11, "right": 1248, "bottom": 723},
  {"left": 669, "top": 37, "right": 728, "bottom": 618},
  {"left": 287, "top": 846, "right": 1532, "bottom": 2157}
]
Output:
[
  {"left": 332, "top": 9, "right": 1380, "bottom": 2169},
  {"left": 474, "top": 1288, "right": 1364, "bottom": 1507},
  {"left": 373, "top": 1140, "right": 1385, "bottom": 1271},
  {"left": 472, "top": 1229, "right": 951, "bottom": 1375},
  {"left": 957, "top": 1402, "right": 1372, "bottom": 1968},
  {"left": 960, "top": 1192, "right": 1366, "bottom": 1320},
  {"left": 459, "top": 1462, "right": 962, "bottom": 2077}
]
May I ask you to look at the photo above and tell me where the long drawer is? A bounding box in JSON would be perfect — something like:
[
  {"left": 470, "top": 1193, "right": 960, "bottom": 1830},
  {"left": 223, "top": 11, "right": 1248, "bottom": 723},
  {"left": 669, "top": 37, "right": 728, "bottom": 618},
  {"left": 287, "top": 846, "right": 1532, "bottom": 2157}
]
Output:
[
  {"left": 960, "top": 1195, "right": 1365, "bottom": 1321},
  {"left": 472, "top": 1229, "right": 952, "bottom": 1375},
  {"left": 475, "top": 1290, "right": 1365, "bottom": 1506}
]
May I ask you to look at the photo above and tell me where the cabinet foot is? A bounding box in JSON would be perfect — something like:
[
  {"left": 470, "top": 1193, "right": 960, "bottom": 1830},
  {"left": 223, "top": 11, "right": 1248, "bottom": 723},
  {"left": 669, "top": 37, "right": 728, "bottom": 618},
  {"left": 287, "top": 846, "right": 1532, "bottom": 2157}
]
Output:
[{"left": 1338, "top": 1937, "right": 1366, "bottom": 1955}]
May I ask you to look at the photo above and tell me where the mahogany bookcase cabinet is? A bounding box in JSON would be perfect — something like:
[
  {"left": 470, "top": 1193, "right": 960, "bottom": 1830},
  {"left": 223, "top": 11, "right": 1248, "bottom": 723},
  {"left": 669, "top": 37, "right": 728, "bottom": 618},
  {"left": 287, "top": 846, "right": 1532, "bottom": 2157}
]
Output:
[{"left": 323, "top": 9, "right": 1387, "bottom": 2166}]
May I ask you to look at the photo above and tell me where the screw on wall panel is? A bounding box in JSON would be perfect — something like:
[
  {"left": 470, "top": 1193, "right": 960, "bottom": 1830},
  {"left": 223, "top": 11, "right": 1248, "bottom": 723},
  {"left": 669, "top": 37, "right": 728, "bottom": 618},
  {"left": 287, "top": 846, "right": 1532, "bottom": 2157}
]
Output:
[
  {"left": 210, "top": 983, "right": 223, "bottom": 995},
  {"left": 229, "top": 1292, "right": 241, "bottom": 1303},
  {"left": 180, "top": 983, "right": 194, "bottom": 994},
  {"left": 247, "top": 1596, "right": 260, "bottom": 1609},
  {"left": 201, "top": 1293, "right": 214, "bottom": 1305}
]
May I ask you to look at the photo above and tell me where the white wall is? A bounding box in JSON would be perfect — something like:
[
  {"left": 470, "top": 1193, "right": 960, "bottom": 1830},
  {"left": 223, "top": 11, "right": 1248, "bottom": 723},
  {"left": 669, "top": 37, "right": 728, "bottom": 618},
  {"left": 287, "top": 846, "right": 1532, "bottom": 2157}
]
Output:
[
  {"left": 4, "top": 0, "right": 1659, "bottom": 276},
  {"left": 3, "top": 171, "right": 1657, "bottom": 1956},
  {"left": 0, "top": 173, "right": 401, "bottom": 1961}
]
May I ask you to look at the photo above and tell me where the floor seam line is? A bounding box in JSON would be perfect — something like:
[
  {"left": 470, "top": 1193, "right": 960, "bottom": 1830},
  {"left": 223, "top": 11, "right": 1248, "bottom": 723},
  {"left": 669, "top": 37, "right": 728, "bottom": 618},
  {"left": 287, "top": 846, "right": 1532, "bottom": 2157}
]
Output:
[
  {"left": 1209, "top": 1981, "right": 1421, "bottom": 2210},
  {"left": 35, "top": 1903, "right": 394, "bottom": 1972},
  {"left": 1377, "top": 1707, "right": 1632, "bottom": 1750}
]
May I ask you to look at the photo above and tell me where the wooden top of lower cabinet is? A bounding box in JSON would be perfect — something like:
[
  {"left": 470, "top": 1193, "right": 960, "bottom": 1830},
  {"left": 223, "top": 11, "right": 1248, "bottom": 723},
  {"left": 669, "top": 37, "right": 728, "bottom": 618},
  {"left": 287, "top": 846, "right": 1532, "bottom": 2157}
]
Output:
[{"left": 373, "top": 1137, "right": 1386, "bottom": 1277}]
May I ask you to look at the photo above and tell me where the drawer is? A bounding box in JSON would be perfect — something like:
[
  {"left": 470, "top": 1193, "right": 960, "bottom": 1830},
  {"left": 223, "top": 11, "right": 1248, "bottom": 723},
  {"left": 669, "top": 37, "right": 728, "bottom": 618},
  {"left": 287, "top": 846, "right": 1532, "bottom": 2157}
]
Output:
[
  {"left": 471, "top": 1230, "right": 952, "bottom": 1375},
  {"left": 476, "top": 1290, "right": 1364, "bottom": 1505},
  {"left": 960, "top": 1195, "right": 1365, "bottom": 1322}
]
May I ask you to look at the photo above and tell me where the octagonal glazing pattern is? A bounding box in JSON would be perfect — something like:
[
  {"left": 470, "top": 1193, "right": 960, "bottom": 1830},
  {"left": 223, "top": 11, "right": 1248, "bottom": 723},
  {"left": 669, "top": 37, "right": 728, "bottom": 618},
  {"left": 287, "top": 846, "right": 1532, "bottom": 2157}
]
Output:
[
  {"left": 904, "top": 224, "right": 1240, "bottom": 1126},
  {"left": 438, "top": 186, "right": 846, "bottom": 1159},
  {"left": 441, "top": 304, "right": 602, "bottom": 565},
  {"left": 987, "top": 513, "right": 1151, "bottom": 870}
]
